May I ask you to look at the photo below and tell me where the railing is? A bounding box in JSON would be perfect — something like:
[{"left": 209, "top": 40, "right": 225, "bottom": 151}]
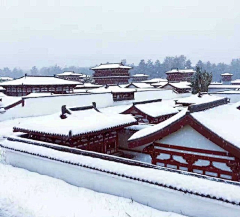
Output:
[{"left": 150, "top": 143, "right": 240, "bottom": 181}]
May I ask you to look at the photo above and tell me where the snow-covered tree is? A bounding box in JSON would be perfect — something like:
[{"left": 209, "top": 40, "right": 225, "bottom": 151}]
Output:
[{"left": 191, "top": 66, "right": 212, "bottom": 94}]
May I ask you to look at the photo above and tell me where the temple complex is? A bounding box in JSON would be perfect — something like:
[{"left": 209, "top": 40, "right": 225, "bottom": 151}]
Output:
[{"left": 1, "top": 75, "right": 79, "bottom": 96}]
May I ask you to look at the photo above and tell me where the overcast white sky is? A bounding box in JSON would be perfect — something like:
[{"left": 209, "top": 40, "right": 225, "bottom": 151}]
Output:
[{"left": 0, "top": 0, "right": 239, "bottom": 69}]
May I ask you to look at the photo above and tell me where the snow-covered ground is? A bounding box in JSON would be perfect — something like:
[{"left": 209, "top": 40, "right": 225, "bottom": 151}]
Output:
[{"left": 0, "top": 163, "right": 185, "bottom": 217}]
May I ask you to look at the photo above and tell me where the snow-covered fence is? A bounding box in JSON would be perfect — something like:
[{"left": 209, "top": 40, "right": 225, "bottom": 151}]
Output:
[
  {"left": 0, "top": 93, "right": 113, "bottom": 121},
  {"left": 1, "top": 137, "right": 240, "bottom": 217}
]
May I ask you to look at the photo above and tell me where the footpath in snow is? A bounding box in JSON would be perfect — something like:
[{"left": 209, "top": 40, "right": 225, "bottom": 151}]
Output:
[{"left": 0, "top": 163, "right": 186, "bottom": 217}]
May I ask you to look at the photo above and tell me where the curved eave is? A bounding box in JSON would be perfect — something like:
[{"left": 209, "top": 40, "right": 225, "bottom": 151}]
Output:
[
  {"left": 13, "top": 120, "right": 137, "bottom": 139},
  {"left": 128, "top": 115, "right": 188, "bottom": 148}
]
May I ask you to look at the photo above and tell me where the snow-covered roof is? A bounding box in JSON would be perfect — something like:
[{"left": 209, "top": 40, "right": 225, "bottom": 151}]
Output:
[
  {"left": 166, "top": 69, "right": 196, "bottom": 74},
  {"left": 124, "top": 124, "right": 152, "bottom": 131},
  {"left": 191, "top": 104, "right": 240, "bottom": 149},
  {"left": 231, "top": 79, "right": 240, "bottom": 84},
  {"left": 164, "top": 82, "right": 191, "bottom": 89},
  {"left": 176, "top": 94, "right": 224, "bottom": 105},
  {"left": 151, "top": 82, "right": 168, "bottom": 87},
  {"left": 100, "top": 104, "right": 132, "bottom": 114},
  {"left": 141, "top": 78, "right": 167, "bottom": 84},
  {"left": 88, "top": 86, "right": 135, "bottom": 93},
  {"left": 0, "top": 76, "right": 80, "bottom": 86},
  {"left": 56, "top": 71, "right": 88, "bottom": 77},
  {"left": 0, "top": 77, "right": 13, "bottom": 81},
  {"left": 125, "top": 83, "right": 154, "bottom": 89},
  {"left": 91, "top": 63, "right": 132, "bottom": 70},
  {"left": 210, "top": 82, "right": 223, "bottom": 85},
  {"left": 100, "top": 100, "right": 178, "bottom": 117},
  {"left": 14, "top": 108, "right": 137, "bottom": 137},
  {"left": 134, "top": 101, "right": 178, "bottom": 117},
  {"left": 213, "top": 90, "right": 240, "bottom": 94},
  {"left": 0, "top": 95, "right": 22, "bottom": 108},
  {"left": 132, "top": 74, "right": 149, "bottom": 77},
  {"left": 24, "top": 92, "right": 54, "bottom": 98},
  {"left": 221, "top": 73, "right": 233, "bottom": 76},
  {"left": 75, "top": 83, "right": 102, "bottom": 88},
  {"left": 129, "top": 98, "right": 239, "bottom": 149},
  {"left": 129, "top": 109, "right": 188, "bottom": 141},
  {"left": 209, "top": 84, "right": 240, "bottom": 89}
]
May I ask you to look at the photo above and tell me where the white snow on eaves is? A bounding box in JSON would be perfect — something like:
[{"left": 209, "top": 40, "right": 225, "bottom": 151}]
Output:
[
  {"left": 0, "top": 76, "right": 80, "bottom": 86},
  {"left": 129, "top": 108, "right": 188, "bottom": 141},
  {"left": 176, "top": 94, "right": 224, "bottom": 105},
  {"left": 191, "top": 103, "right": 240, "bottom": 149},
  {"left": 15, "top": 108, "right": 137, "bottom": 136}
]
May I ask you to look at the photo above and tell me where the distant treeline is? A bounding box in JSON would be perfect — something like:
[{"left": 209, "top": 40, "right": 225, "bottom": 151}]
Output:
[
  {"left": 126, "top": 56, "right": 240, "bottom": 82},
  {"left": 0, "top": 65, "right": 92, "bottom": 79},
  {"left": 1, "top": 55, "right": 240, "bottom": 81}
]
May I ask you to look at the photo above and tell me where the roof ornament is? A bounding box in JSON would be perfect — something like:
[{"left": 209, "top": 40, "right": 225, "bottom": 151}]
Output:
[
  {"left": 60, "top": 105, "right": 71, "bottom": 119},
  {"left": 92, "top": 101, "right": 101, "bottom": 112}
]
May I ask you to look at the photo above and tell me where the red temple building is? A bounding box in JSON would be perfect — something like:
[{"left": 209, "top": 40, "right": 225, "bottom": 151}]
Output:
[
  {"left": 91, "top": 63, "right": 132, "bottom": 85},
  {"left": 131, "top": 74, "right": 149, "bottom": 82},
  {"left": 121, "top": 99, "right": 178, "bottom": 124},
  {"left": 221, "top": 73, "right": 233, "bottom": 85},
  {"left": 1, "top": 75, "right": 79, "bottom": 96},
  {"left": 56, "top": 71, "right": 90, "bottom": 82},
  {"left": 89, "top": 85, "right": 136, "bottom": 101},
  {"left": 13, "top": 105, "right": 137, "bottom": 155},
  {"left": 160, "top": 82, "right": 191, "bottom": 93},
  {"left": 166, "top": 69, "right": 195, "bottom": 82},
  {"left": 128, "top": 97, "right": 240, "bottom": 181}
]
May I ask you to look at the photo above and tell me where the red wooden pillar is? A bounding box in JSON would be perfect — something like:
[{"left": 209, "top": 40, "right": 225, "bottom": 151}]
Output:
[{"left": 228, "top": 159, "right": 240, "bottom": 181}]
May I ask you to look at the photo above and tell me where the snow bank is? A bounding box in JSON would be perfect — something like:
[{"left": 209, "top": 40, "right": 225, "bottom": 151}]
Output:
[
  {"left": 2, "top": 138, "right": 240, "bottom": 217},
  {"left": 0, "top": 164, "right": 183, "bottom": 217}
]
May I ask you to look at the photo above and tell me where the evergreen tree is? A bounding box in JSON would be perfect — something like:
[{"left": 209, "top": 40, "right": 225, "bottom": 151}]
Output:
[
  {"left": 30, "top": 66, "right": 38, "bottom": 75},
  {"left": 146, "top": 59, "right": 154, "bottom": 78},
  {"left": 154, "top": 60, "right": 162, "bottom": 77},
  {"left": 185, "top": 59, "right": 192, "bottom": 69},
  {"left": 121, "top": 59, "right": 127, "bottom": 65},
  {"left": 191, "top": 66, "right": 212, "bottom": 94},
  {"left": 138, "top": 59, "right": 147, "bottom": 75}
]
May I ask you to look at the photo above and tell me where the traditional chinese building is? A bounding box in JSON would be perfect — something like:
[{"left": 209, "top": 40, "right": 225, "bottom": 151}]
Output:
[
  {"left": 121, "top": 99, "right": 178, "bottom": 124},
  {"left": 128, "top": 97, "right": 240, "bottom": 181},
  {"left": 221, "top": 73, "right": 233, "bottom": 85},
  {"left": 231, "top": 79, "right": 240, "bottom": 85},
  {"left": 74, "top": 83, "right": 103, "bottom": 90},
  {"left": 91, "top": 63, "right": 132, "bottom": 85},
  {"left": 131, "top": 74, "right": 149, "bottom": 82},
  {"left": 89, "top": 85, "right": 136, "bottom": 101},
  {"left": 160, "top": 82, "right": 191, "bottom": 93},
  {"left": 12, "top": 105, "right": 137, "bottom": 155},
  {"left": 166, "top": 69, "right": 195, "bottom": 82},
  {"left": 56, "top": 71, "right": 90, "bottom": 82},
  {"left": 125, "top": 82, "right": 153, "bottom": 89},
  {"left": 1, "top": 75, "right": 79, "bottom": 96},
  {"left": 141, "top": 78, "right": 167, "bottom": 85}
]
